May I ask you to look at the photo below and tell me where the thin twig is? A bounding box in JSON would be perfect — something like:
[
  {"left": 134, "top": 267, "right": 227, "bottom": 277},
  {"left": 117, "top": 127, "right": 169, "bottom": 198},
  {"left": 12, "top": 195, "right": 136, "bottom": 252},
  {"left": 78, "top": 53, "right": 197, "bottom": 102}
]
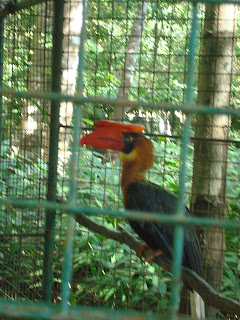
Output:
[{"left": 76, "top": 214, "right": 240, "bottom": 316}]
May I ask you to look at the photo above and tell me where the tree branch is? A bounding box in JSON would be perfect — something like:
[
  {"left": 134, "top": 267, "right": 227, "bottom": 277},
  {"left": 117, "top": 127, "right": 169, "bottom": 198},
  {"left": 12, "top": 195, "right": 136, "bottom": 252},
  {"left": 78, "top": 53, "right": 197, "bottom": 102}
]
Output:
[{"left": 76, "top": 214, "right": 240, "bottom": 316}]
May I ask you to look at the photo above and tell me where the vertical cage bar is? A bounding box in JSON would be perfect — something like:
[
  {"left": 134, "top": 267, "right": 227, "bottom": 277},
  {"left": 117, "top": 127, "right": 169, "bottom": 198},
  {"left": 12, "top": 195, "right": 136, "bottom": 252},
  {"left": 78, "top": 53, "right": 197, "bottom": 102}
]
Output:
[
  {"left": 42, "top": 0, "right": 65, "bottom": 302},
  {"left": 60, "top": 0, "right": 87, "bottom": 311},
  {"left": 169, "top": 3, "right": 199, "bottom": 318},
  {"left": 0, "top": 17, "right": 4, "bottom": 147}
]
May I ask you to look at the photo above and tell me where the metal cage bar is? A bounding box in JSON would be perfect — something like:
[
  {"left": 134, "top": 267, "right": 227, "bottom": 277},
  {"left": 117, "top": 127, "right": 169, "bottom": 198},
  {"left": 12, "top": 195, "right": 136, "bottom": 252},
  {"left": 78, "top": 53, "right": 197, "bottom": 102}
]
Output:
[
  {"left": 60, "top": 0, "right": 87, "bottom": 311},
  {"left": 0, "top": 197, "right": 240, "bottom": 229},
  {"left": 0, "top": 88, "right": 240, "bottom": 117},
  {"left": 42, "top": 0, "right": 65, "bottom": 302},
  {"left": 169, "top": 4, "right": 199, "bottom": 316}
]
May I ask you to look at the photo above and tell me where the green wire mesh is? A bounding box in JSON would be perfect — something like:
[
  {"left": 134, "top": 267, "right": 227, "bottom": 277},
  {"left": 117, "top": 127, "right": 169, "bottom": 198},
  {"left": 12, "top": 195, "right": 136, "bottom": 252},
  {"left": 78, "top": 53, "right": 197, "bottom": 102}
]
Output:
[{"left": 0, "top": 0, "right": 240, "bottom": 319}]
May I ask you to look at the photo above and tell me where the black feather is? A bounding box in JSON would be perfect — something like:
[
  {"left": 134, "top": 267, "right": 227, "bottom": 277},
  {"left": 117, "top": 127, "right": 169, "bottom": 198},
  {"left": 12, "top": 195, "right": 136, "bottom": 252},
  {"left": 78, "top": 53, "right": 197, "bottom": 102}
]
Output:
[{"left": 126, "top": 181, "right": 204, "bottom": 278}]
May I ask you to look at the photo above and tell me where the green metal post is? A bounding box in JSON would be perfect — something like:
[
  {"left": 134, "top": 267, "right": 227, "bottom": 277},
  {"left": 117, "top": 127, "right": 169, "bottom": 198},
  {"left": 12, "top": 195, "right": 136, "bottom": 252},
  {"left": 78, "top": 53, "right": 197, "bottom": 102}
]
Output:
[
  {"left": 169, "top": 3, "right": 199, "bottom": 318},
  {"left": 42, "top": 0, "right": 65, "bottom": 302},
  {"left": 0, "top": 17, "right": 4, "bottom": 147},
  {"left": 60, "top": 0, "right": 87, "bottom": 311}
]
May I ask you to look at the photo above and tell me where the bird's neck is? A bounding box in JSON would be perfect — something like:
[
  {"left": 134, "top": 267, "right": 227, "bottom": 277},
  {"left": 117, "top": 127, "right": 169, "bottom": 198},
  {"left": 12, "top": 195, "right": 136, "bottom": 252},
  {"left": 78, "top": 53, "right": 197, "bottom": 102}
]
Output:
[{"left": 121, "top": 161, "right": 147, "bottom": 206}]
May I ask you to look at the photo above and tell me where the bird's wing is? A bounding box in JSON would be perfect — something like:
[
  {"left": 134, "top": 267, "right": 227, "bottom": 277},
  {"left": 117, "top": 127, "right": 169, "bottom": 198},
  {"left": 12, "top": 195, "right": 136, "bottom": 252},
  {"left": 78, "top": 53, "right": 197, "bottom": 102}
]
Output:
[
  {"left": 126, "top": 181, "right": 176, "bottom": 259},
  {"left": 126, "top": 181, "right": 203, "bottom": 276},
  {"left": 182, "top": 217, "right": 204, "bottom": 276}
]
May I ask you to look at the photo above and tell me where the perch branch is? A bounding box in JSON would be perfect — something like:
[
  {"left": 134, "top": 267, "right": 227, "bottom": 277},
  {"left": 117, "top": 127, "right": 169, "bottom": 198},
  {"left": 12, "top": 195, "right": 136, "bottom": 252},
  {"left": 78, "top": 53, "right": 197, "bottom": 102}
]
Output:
[{"left": 76, "top": 214, "right": 240, "bottom": 316}]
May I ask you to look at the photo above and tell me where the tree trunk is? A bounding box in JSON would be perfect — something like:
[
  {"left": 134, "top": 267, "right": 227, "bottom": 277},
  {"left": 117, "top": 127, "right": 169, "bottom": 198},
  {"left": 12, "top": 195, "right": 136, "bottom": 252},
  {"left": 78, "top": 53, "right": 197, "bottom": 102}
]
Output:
[
  {"left": 191, "top": 3, "right": 236, "bottom": 318},
  {"left": 58, "top": 1, "right": 83, "bottom": 162},
  {"left": 113, "top": 0, "right": 149, "bottom": 121},
  {"left": 20, "top": 2, "right": 83, "bottom": 163}
]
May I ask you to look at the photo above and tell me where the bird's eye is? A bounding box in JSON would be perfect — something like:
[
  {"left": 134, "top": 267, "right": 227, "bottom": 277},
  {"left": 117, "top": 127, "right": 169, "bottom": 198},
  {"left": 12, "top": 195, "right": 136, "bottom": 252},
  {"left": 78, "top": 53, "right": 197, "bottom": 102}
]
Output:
[{"left": 124, "top": 135, "right": 132, "bottom": 144}]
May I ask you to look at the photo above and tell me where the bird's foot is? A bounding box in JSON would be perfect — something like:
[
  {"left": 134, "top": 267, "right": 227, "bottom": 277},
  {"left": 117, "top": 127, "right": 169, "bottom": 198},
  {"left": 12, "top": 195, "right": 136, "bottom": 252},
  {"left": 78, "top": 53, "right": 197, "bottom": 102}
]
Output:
[
  {"left": 136, "top": 244, "right": 150, "bottom": 260},
  {"left": 136, "top": 245, "right": 163, "bottom": 264},
  {"left": 145, "top": 249, "right": 163, "bottom": 264}
]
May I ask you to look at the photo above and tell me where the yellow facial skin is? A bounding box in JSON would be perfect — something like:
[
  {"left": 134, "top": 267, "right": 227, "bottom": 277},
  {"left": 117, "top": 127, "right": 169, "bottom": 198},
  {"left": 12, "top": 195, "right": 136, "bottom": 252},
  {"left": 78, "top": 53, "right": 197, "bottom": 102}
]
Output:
[{"left": 120, "top": 136, "right": 154, "bottom": 206}]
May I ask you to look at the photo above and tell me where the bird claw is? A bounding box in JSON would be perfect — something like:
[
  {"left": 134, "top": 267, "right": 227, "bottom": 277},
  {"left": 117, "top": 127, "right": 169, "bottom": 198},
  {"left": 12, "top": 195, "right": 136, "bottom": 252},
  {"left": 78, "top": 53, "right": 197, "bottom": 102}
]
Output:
[
  {"left": 136, "top": 245, "right": 163, "bottom": 264},
  {"left": 145, "top": 249, "right": 163, "bottom": 263},
  {"left": 136, "top": 244, "right": 149, "bottom": 261}
]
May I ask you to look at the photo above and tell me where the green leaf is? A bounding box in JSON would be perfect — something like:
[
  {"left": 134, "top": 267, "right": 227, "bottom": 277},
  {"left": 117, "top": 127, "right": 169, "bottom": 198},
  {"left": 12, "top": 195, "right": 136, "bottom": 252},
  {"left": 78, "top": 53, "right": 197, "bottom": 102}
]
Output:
[
  {"left": 82, "top": 118, "right": 94, "bottom": 125},
  {"left": 104, "top": 287, "right": 115, "bottom": 302}
]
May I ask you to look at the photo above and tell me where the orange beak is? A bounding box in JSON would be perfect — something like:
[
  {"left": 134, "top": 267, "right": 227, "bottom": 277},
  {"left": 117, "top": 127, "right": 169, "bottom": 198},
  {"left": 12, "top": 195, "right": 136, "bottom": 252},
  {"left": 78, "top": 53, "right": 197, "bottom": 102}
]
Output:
[{"left": 80, "top": 120, "right": 145, "bottom": 151}]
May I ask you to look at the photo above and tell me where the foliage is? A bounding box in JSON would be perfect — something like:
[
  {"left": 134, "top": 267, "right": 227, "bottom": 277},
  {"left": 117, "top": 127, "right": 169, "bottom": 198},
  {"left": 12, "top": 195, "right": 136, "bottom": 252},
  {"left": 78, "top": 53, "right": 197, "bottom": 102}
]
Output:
[
  {"left": 83, "top": 1, "right": 200, "bottom": 132},
  {"left": 221, "top": 131, "right": 240, "bottom": 301},
  {"left": 2, "top": 6, "right": 52, "bottom": 140},
  {"left": 226, "top": 132, "right": 240, "bottom": 221},
  {"left": 2, "top": 8, "right": 36, "bottom": 133},
  {"left": 0, "top": 140, "right": 65, "bottom": 300},
  {"left": 72, "top": 224, "right": 171, "bottom": 310}
]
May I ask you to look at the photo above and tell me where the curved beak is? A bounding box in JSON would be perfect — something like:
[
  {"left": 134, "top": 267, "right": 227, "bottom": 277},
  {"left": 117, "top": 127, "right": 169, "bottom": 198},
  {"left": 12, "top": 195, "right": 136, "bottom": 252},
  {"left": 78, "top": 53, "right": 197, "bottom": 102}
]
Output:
[{"left": 80, "top": 120, "right": 145, "bottom": 151}]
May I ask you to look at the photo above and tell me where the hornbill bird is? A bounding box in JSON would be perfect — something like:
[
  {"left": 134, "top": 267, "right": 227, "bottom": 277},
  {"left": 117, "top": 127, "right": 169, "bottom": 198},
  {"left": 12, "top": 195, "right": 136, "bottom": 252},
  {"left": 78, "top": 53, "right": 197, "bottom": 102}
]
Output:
[{"left": 80, "top": 120, "right": 205, "bottom": 319}]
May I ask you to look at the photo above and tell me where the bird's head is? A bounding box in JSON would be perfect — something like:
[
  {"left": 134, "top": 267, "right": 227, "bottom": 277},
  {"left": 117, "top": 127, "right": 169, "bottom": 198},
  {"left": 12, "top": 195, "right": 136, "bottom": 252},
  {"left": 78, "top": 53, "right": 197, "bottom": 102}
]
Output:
[{"left": 80, "top": 120, "right": 154, "bottom": 171}]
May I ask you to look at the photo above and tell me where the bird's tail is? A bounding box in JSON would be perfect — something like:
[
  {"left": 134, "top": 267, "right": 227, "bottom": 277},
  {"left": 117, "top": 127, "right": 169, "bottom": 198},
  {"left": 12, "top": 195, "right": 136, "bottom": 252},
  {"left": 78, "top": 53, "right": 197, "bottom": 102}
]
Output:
[{"left": 190, "top": 290, "right": 205, "bottom": 319}]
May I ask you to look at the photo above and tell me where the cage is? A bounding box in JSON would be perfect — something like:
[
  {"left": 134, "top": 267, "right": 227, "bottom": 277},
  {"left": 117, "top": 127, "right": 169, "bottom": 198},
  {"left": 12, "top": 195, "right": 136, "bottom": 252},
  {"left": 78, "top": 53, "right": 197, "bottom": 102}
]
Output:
[{"left": 0, "top": 0, "right": 240, "bottom": 319}]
